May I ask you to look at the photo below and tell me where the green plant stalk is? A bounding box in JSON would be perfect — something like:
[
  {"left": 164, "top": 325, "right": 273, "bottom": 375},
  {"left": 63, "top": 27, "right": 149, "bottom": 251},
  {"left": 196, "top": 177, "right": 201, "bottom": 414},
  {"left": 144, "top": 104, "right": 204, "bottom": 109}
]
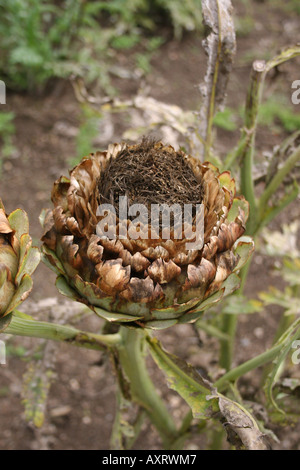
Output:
[
  {"left": 4, "top": 313, "right": 121, "bottom": 351},
  {"left": 5, "top": 315, "right": 178, "bottom": 447},
  {"left": 196, "top": 319, "right": 230, "bottom": 342},
  {"left": 222, "top": 61, "right": 300, "bottom": 372},
  {"left": 221, "top": 69, "right": 261, "bottom": 369},
  {"left": 219, "top": 258, "right": 251, "bottom": 370},
  {"left": 216, "top": 342, "right": 284, "bottom": 391},
  {"left": 209, "top": 426, "right": 224, "bottom": 450},
  {"left": 116, "top": 327, "right": 178, "bottom": 448},
  {"left": 261, "top": 285, "right": 299, "bottom": 385},
  {"left": 215, "top": 325, "right": 300, "bottom": 392},
  {"left": 255, "top": 182, "right": 299, "bottom": 234},
  {"left": 226, "top": 46, "right": 300, "bottom": 172},
  {"left": 257, "top": 146, "right": 300, "bottom": 227},
  {"left": 223, "top": 132, "right": 250, "bottom": 170},
  {"left": 125, "top": 410, "right": 147, "bottom": 450},
  {"left": 259, "top": 314, "right": 293, "bottom": 388},
  {"left": 240, "top": 61, "right": 267, "bottom": 234},
  {"left": 219, "top": 313, "right": 237, "bottom": 371}
]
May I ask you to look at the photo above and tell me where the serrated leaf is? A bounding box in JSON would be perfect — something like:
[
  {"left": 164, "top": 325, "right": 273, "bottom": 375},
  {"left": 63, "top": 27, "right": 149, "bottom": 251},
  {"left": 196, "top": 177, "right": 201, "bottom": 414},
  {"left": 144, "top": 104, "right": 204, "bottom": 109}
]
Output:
[{"left": 259, "top": 287, "right": 300, "bottom": 315}]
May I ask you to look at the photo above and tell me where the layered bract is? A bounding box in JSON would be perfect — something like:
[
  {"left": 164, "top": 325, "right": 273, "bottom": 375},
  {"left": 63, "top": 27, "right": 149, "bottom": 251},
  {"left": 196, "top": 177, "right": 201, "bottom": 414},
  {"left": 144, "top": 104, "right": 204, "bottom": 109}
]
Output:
[
  {"left": 0, "top": 199, "right": 40, "bottom": 330},
  {"left": 41, "top": 142, "right": 254, "bottom": 329}
]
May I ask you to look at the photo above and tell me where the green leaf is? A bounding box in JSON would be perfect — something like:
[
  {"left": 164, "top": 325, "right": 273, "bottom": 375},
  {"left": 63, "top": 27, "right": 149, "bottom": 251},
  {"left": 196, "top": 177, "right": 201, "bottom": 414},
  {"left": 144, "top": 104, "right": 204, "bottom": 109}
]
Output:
[
  {"left": 10, "top": 47, "right": 44, "bottom": 66},
  {"left": 282, "top": 258, "right": 300, "bottom": 286},
  {"left": 148, "top": 337, "right": 269, "bottom": 450},
  {"left": 148, "top": 337, "right": 214, "bottom": 419},
  {"left": 259, "top": 287, "right": 300, "bottom": 315},
  {"left": 110, "top": 34, "right": 140, "bottom": 50}
]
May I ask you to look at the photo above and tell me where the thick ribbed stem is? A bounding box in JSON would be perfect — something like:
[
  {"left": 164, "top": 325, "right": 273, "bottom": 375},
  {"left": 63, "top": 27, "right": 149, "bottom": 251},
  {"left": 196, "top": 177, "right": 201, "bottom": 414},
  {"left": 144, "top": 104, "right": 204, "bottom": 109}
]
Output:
[
  {"left": 5, "top": 313, "right": 121, "bottom": 351},
  {"left": 117, "top": 327, "right": 178, "bottom": 448}
]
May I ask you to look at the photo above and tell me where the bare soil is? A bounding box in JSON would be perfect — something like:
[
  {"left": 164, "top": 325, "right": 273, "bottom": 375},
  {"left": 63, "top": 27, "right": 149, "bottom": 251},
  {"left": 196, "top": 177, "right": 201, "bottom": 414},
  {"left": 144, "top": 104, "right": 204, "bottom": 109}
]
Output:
[{"left": 0, "top": 1, "right": 300, "bottom": 450}]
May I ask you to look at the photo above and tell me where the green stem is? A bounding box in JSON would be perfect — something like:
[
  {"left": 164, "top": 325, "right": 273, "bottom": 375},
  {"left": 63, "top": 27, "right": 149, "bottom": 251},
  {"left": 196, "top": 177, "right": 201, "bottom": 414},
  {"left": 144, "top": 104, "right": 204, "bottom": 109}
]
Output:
[
  {"left": 5, "top": 313, "right": 121, "bottom": 351},
  {"left": 215, "top": 322, "right": 300, "bottom": 392},
  {"left": 216, "top": 343, "right": 283, "bottom": 391},
  {"left": 261, "top": 286, "right": 299, "bottom": 385},
  {"left": 254, "top": 182, "right": 299, "bottom": 235},
  {"left": 117, "top": 327, "right": 178, "bottom": 448},
  {"left": 196, "top": 320, "right": 230, "bottom": 342},
  {"left": 219, "top": 314, "right": 237, "bottom": 371},
  {"left": 219, "top": 260, "right": 251, "bottom": 370},
  {"left": 258, "top": 146, "right": 300, "bottom": 225},
  {"left": 240, "top": 60, "right": 266, "bottom": 234},
  {"left": 209, "top": 427, "right": 224, "bottom": 450}
]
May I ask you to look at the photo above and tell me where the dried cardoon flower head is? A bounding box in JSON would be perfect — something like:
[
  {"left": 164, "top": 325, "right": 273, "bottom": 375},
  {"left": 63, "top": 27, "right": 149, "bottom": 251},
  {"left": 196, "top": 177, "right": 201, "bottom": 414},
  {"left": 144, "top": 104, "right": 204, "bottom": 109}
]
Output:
[
  {"left": 0, "top": 198, "right": 40, "bottom": 331},
  {"left": 41, "top": 140, "right": 253, "bottom": 329}
]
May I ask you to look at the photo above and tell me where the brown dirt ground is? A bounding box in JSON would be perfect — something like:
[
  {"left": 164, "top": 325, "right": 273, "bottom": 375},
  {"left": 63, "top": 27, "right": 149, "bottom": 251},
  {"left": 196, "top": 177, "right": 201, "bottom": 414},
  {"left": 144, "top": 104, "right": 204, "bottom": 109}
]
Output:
[{"left": 0, "top": 1, "right": 300, "bottom": 450}]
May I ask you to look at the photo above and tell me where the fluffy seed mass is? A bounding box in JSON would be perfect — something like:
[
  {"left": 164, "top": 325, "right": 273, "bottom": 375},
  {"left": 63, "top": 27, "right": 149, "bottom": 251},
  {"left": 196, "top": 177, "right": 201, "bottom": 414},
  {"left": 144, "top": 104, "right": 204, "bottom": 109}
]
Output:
[{"left": 98, "top": 138, "right": 204, "bottom": 212}]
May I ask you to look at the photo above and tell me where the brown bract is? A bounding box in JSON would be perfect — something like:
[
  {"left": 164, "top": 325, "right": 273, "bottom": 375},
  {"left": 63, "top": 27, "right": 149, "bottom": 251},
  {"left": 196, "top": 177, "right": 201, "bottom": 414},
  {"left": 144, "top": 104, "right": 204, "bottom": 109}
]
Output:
[{"left": 41, "top": 141, "right": 253, "bottom": 329}]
